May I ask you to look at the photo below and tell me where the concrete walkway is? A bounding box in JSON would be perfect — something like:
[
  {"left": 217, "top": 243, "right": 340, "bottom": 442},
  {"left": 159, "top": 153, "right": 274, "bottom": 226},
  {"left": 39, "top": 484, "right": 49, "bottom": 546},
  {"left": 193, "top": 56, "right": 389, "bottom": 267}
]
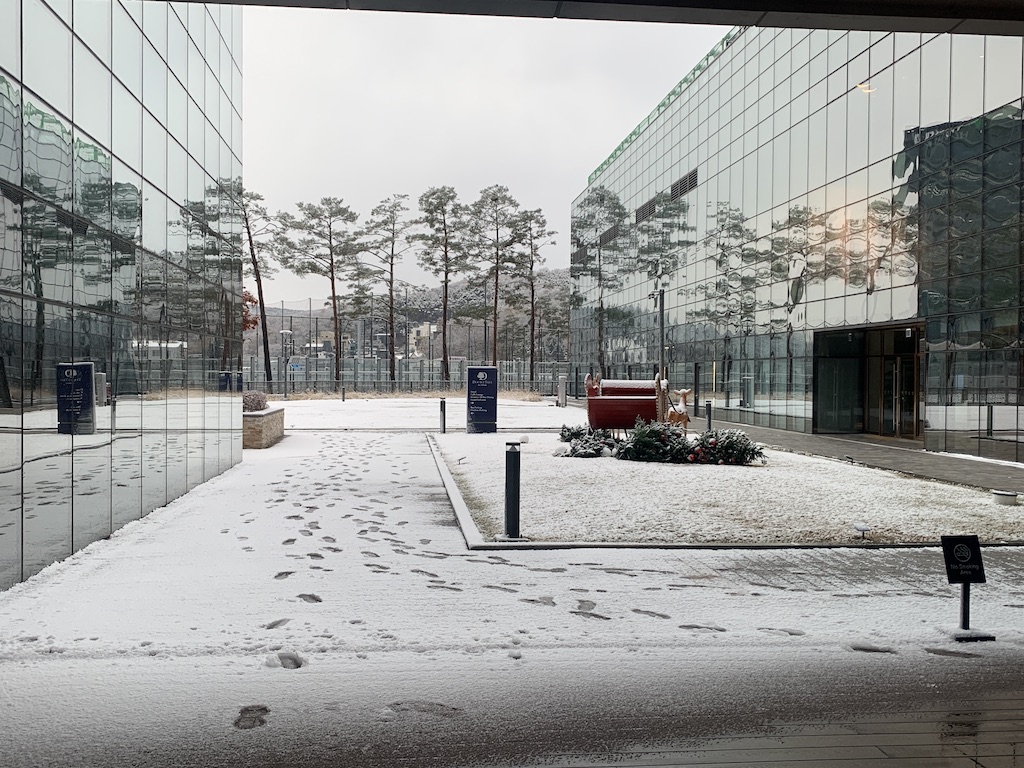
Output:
[{"left": 2, "top": 407, "right": 1024, "bottom": 767}]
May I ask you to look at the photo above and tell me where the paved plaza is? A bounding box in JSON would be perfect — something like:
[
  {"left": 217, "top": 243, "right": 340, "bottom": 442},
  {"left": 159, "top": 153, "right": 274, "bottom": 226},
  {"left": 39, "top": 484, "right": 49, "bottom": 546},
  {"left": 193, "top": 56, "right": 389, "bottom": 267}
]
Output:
[{"left": 0, "top": 397, "right": 1022, "bottom": 767}]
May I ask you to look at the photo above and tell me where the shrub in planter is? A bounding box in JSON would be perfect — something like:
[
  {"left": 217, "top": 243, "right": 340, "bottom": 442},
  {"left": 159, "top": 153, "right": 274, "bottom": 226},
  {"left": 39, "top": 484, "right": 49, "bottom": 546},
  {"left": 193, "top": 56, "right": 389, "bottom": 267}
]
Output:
[
  {"left": 559, "top": 424, "right": 613, "bottom": 443},
  {"left": 685, "top": 429, "right": 766, "bottom": 465},
  {"left": 242, "top": 391, "right": 269, "bottom": 412},
  {"left": 615, "top": 418, "right": 688, "bottom": 463},
  {"left": 566, "top": 433, "right": 620, "bottom": 458}
]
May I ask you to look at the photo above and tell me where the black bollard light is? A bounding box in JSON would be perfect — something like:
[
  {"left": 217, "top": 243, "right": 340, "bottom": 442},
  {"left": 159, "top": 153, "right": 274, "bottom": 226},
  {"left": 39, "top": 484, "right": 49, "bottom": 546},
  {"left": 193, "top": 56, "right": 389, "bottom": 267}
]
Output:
[
  {"left": 505, "top": 441, "right": 521, "bottom": 539},
  {"left": 341, "top": 386, "right": 345, "bottom": 402},
  {"left": 705, "top": 400, "right": 712, "bottom": 432},
  {"left": 440, "top": 397, "right": 446, "bottom": 433}
]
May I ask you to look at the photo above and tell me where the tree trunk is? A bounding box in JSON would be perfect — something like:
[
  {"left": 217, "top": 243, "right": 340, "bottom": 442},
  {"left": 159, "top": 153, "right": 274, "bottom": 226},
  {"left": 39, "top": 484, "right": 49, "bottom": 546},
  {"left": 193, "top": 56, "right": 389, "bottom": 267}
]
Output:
[
  {"left": 329, "top": 265, "right": 341, "bottom": 390},
  {"left": 388, "top": 270, "right": 396, "bottom": 384},
  {"left": 528, "top": 278, "right": 536, "bottom": 383},
  {"left": 491, "top": 256, "right": 500, "bottom": 366},
  {"left": 244, "top": 213, "right": 273, "bottom": 392},
  {"left": 441, "top": 275, "right": 450, "bottom": 382}
]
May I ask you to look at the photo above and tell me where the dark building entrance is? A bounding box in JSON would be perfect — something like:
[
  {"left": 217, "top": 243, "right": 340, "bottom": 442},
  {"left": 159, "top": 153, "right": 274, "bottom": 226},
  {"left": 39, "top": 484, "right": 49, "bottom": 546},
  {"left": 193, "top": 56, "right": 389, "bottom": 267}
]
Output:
[{"left": 814, "top": 325, "right": 923, "bottom": 440}]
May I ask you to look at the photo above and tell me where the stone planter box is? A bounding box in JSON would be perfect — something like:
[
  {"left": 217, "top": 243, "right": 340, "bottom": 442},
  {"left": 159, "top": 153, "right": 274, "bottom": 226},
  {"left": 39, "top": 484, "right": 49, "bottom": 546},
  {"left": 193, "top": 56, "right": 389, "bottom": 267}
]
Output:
[{"left": 242, "top": 407, "right": 285, "bottom": 449}]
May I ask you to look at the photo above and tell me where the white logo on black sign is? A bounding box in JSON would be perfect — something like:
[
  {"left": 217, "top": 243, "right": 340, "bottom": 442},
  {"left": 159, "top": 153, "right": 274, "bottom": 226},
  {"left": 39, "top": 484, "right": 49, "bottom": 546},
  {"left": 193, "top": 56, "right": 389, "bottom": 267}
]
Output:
[{"left": 953, "top": 543, "right": 972, "bottom": 563}]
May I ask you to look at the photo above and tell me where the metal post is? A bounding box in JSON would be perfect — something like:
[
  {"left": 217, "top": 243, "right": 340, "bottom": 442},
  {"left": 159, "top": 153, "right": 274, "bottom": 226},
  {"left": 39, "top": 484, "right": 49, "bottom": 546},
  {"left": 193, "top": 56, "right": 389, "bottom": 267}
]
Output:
[
  {"left": 986, "top": 405, "right": 994, "bottom": 437},
  {"left": 960, "top": 582, "right": 971, "bottom": 630},
  {"left": 706, "top": 400, "right": 712, "bottom": 432},
  {"left": 341, "top": 386, "right": 345, "bottom": 402},
  {"left": 658, "top": 287, "right": 665, "bottom": 381},
  {"left": 440, "top": 397, "right": 446, "bottom": 433},
  {"left": 505, "top": 442, "right": 521, "bottom": 539}
]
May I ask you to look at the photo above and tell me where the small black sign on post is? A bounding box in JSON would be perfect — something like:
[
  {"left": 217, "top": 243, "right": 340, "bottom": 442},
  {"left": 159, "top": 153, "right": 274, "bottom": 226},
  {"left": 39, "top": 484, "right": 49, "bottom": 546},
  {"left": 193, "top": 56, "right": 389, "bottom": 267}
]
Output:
[{"left": 940, "top": 535, "right": 995, "bottom": 642}]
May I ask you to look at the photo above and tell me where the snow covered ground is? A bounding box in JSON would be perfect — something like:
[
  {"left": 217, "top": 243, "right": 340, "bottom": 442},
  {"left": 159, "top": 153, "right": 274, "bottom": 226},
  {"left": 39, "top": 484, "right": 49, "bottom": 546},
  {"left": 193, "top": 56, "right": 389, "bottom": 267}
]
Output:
[
  {"left": 284, "top": 395, "right": 1022, "bottom": 545},
  {"left": 0, "top": 396, "right": 1022, "bottom": 767}
]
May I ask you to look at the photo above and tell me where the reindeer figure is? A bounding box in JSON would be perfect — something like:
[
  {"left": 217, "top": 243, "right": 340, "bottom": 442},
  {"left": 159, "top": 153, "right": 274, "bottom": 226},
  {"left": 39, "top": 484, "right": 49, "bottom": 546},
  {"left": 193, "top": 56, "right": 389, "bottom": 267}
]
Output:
[{"left": 667, "top": 388, "right": 692, "bottom": 435}]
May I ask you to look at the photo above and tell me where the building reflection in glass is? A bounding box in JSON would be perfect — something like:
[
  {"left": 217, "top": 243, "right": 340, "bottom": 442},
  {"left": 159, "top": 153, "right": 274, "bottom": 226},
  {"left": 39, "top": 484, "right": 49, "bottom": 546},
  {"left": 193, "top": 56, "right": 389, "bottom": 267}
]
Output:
[
  {"left": 0, "top": 2, "right": 244, "bottom": 590},
  {"left": 573, "top": 28, "right": 1024, "bottom": 461}
]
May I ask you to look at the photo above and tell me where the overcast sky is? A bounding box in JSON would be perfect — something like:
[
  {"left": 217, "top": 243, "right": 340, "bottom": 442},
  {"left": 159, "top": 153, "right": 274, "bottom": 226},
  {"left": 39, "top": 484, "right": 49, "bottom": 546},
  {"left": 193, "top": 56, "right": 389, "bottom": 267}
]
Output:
[{"left": 241, "top": 8, "right": 729, "bottom": 305}]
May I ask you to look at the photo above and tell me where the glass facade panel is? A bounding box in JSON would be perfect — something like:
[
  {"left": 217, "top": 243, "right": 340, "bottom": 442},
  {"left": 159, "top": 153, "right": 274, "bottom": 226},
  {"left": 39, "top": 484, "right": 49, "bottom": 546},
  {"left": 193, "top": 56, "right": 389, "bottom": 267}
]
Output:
[
  {"left": 0, "top": 2, "right": 242, "bottom": 591},
  {"left": 573, "top": 25, "right": 1024, "bottom": 458}
]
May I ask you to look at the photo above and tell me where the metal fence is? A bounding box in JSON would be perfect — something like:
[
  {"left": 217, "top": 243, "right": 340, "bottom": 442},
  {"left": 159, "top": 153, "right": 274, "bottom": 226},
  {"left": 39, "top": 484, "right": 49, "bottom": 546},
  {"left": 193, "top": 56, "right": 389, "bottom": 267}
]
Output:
[{"left": 243, "top": 357, "right": 580, "bottom": 397}]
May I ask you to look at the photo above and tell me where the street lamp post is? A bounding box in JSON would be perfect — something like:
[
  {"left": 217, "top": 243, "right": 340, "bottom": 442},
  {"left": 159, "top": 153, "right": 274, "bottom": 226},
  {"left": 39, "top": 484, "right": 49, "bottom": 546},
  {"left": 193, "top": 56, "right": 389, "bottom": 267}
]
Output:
[
  {"left": 650, "top": 287, "right": 665, "bottom": 380},
  {"left": 280, "top": 329, "right": 293, "bottom": 398}
]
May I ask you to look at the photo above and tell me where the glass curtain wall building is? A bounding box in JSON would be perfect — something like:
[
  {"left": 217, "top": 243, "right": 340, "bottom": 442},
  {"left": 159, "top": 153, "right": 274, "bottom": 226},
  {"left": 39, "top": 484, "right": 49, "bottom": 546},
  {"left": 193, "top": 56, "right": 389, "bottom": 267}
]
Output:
[
  {"left": 0, "top": 0, "right": 244, "bottom": 590},
  {"left": 572, "top": 27, "right": 1024, "bottom": 462}
]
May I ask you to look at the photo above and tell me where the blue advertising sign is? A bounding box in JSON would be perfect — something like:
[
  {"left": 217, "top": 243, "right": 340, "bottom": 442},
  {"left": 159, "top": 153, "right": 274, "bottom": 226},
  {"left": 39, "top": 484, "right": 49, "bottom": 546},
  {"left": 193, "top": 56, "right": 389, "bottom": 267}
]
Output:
[
  {"left": 56, "top": 362, "right": 96, "bottom": 435},
  {"left": 466, "top": 366, "right": 498, "bottom": 433}
]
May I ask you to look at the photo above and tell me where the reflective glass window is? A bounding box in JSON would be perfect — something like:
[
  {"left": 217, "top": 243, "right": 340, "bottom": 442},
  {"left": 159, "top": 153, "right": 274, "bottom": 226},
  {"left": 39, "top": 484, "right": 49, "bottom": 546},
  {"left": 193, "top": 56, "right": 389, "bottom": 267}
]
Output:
[
  {"left": 847, "top": 87, "right": 869, "bottom": 173},
  {"left": 23, "top": 199, "right": 72, "bottom": 302},
  {"left": 24, "top": 94, "right": 72, "bottom": 207},
  {"left": 73, "top": 0, "right": 110, "bottom": 65},
  {"left": 205, "top": 65, "right": 218, "bottom": 132},
  {"left": 891, "top": 52, "right": 920, "bottom": 157},
  {"left": 166, "top": 136, "right": 185, "bottom": 209},
  {"left": 73, "top": 40, "right": 111, "bottom": 147},
  {"left": 142, "top": 109, "right": 166, "bottom": 191},
  {"left": 920, "top": 36, "right": 950, "bottom": 129},
  {"left": 111, "top": 159, "right": 141, "bottom": 240},
  {"left": 950, "top": 157, "right": 983, "bottom": 200},
  {"left": 167, "top": 9, "right": 187, "bottom": 85},
  {"left": 894, "top": 32, "right": 921, "bottom": 60},
  {"left": 73, "top": 230, "right": 111, "bottom": 309},
  {"left": 982, "top": 267, "right": 1018, "bottom": 309},
  {"left": 141, "top": 181, "right": 166, "bottom": 257},
  {"left": 984, "top": 36, "right": 1022, "bottom": 112},
  {"left": 73, "top": 131, "right": 111, "bottom": 228},
  {"left": 187, "top": 95, "right": 204, "bottom": 166},
  {"left": 949, "top": 195, "right": 983, "bottom": 239},
  {"left": 950, "top": 36, "right": 985, "bottom": 123},
  {"left": 0, "top": 0, "right": 22, "bottom": 77},
  {"left": 143, "top": 0, "right": 167, "bottom": 60},
  {"left": 0, "top": 75, "right": 21, "bottom": 185},
  {"left": 983, "top": 184, "right": 1020, "bottom": 229},
  {"left": 0, "top": 291, "right": 22, "bottom": 590},
  {"left": 42, "top": 0, "right": 69, "bottom": 23},
  {"left": 143, "top": 40, "right": 167, "bottom": 125},
  {"left": 187, "top": 41, "right": 204, "bottom": 110},
  {"left": 983, "top": 226, "right": 1020, "bottom": 270},
  {"left": 826, "top": 99, "right": 847, "bottom": 183},
  {"left": 24, "top": 0, "right": 71, "bottom": 116},
  {"left": 0, "top": 193, "right": 22, "bottom": 292},
  {"left": 985, "top": 102, "right": 1022, "bottom": 150},
  {"left": 167, "top": 72, "right": 186, "bottom": 145},
  {"left": 22, "top": 299, "right": 73, "bottom": 579},
  {"left": 112, "top": 80, "right": 141, "bottom": 172},
  {"left": 112, "top": 1, "right": 142, "bottom": 99}
]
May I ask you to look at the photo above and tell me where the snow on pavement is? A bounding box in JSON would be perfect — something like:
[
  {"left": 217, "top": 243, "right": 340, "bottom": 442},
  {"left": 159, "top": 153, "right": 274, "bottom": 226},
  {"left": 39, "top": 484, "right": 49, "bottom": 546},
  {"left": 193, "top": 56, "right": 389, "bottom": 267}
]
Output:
[{"left": 1, "top": 397, "right": 1023, "bottom": 766}]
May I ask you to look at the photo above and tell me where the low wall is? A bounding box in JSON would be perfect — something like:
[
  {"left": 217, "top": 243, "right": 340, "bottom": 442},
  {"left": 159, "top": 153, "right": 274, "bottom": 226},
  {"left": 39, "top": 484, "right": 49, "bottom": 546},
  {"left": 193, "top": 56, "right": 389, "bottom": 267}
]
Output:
[{"left": 242, "top": 407, "right": 284, "bottom": 449}]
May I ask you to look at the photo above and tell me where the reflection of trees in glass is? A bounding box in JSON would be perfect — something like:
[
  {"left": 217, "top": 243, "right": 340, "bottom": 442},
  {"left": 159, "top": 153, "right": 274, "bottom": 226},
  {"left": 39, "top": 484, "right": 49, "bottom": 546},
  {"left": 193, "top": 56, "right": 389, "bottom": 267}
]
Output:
[
  {"left": 691, "top": 203, "right": 758, "bottom": 334},
  {"left": 571, "top": 186, "right": 627, "bottom": 379},
  {"left": 633, "top": 190, "right": 693, "bottom": 284},
  {"left": 0, "top": 75, "right": 20, "bottom": 184},
  {"left": 22, "top": 102, "right": 71, "bottom": 208}
]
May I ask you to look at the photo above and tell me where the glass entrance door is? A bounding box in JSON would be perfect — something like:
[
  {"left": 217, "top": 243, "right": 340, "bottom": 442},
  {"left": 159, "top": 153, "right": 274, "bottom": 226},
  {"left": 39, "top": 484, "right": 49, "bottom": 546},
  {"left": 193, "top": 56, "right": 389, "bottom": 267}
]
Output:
[{"left": 880, "top": 354, "right": 917, "bottom": 438}]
